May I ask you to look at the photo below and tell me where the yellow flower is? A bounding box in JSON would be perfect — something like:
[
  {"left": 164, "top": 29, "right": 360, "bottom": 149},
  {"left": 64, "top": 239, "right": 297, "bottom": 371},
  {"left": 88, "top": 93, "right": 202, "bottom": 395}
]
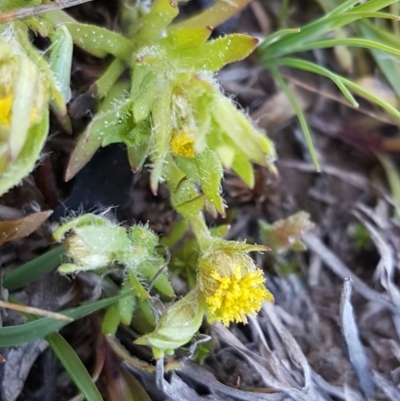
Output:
[
  {"left": 197, "top": 250, "right": 274, "bottom": 326},
  {"left": 206, "top": 265, "right": 272, "bottom": 325},
  {"left": 170, "top": 131, "right": 195, "bottom": 158},
  {"left": 0, "top": 94, "right": 13, "bottom": 126},
  {"left": 0, "top": 94, "right": 38, "bottom": 128}
]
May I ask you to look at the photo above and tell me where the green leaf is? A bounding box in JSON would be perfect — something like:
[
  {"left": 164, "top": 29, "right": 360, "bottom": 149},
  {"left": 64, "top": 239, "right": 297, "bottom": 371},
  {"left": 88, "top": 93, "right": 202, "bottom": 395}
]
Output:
[
  {"left": 118, "top": 279, "right": 136, "bottom": 325},
  {"left": 47, "top": 332, "right": 104, "bottom": 401},
  {"left": 232, "top": 154, "right": 255, "bottom": 188},
  {"left": 64, "top": 23, "right": 133, "bottom": 61},
  {"left": 0, "top": 293, "right": 129, "bottom": 347},
  {"left": 211, "top": 96, "right": 268, "bottom": 167},
  {"left": 134, "top": 0, "right": 179, "bottom": 44},
  {"left": 169, "top": 0, "right": 252, "bottom": 31},
  {"left": 140, "top": 260, "right": 175, "bottom": 297},
  {"left": 172, "top": 187, "right": 206, "bottom": 218},
  {"left": 168, "top": 34, "right": 258, "bottom": 72},
  {"left": 48, "top": 25, "right": 73, "bottom": 102},
  {"left": 132, "top": 70, "right": 159, "bottom": 122},
  {"left": 149, "top": 82, "right": 173, "bottom": 192},
  {"left": 195, "top": 150, "right": 224, "bottom": 215},
  {"left": 160, "top": 26, "right": 212, "bottom": 49},
  {"left": 159, "top": 219, "right": 189, "bottom": 248},
  {"left": 3, "top": 245, "right": 64, "bottom": 292},
  {"left": 102, "top": 304, "right": 120, "bottom": 335},
  {"left": 65, "top": 82, "right": 131, "bottom": 181}
]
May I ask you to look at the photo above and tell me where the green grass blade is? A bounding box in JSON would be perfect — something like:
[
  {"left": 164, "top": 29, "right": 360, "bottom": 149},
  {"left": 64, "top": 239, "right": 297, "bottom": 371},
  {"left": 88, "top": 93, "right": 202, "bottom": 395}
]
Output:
[
  {"left": 269, "top": 67, "right": 320, "bottom": 171},
  {"left": 0, "top": 293, "right": 130, "bottom": 347},
  {"left": 358, "top": 20, "right": 400, "bottom": 98},
  {"left": 260, "top": 0, "right": 400, "bottom": 60},
  {"left": 271, "top": 58, "right": 358, "bottom": 107},
  {"left": 341, "top": 77, "right": 400, "bottom": 121},
  {"left": 268, "top": 58, "right": 400, "bottom": 121},
  {"left": 347, "top": 11, "right": 400, "bottom": 20},
  {"left": 323, "top": 0, "right": 360, "bottom": 17},
  {"left": 3, "top": 245, "right": 65, "bottom": 292},
  {"left": 260, "top": 15, "right": 360, "bottom": 59},
  {"left": 262, "top": 28, "right": 301, "bottom": 47},
  {"left": 353, "top": 0, "right": 400, "bottom": 13},
  {"left": 296, "top": 38, "right": 400, "bottom": 58},
  {"left": 47, "top": 332, "right": 104, "bottom": 401}
]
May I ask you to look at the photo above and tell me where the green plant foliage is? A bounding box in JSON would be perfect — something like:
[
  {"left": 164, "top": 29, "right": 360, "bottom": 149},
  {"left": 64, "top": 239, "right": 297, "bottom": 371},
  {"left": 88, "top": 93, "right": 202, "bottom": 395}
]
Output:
[
  {"left": 3, "top": 245, "right": 64, "bottom": 292},
  {"left": 54, "top": 214, "right": 174, "bottom": 330},
  {"left": 259, "top": 0, "right": 400, "bottom": 169},
  {"left": 0, "top": 8, "right": 71, "bottom": 195},
  {"left": 46, "top": 332, "right": 104, "bottom": 401},
  {"left": 0, "top": 292, "right": 130, "bottom": 347},
  {"left": 63, "top": 0, "right": 276, "bottom": 218}
]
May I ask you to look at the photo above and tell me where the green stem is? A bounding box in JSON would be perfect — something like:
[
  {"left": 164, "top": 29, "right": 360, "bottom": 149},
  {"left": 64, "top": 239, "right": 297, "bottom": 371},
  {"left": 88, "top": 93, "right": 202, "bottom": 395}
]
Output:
[
  {"left": 188, "top": 213, "right": 211, "bottom": 251},
  {"left": 96, "top": 59, "right": 126, "bottom": 99}
]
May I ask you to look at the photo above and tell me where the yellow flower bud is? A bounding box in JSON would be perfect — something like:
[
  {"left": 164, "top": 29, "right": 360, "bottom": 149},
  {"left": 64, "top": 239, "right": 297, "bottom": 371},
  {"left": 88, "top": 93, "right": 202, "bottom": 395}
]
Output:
[
  {"left": 0, "top": 42, "right": 50, "bottom": 148},
  {"left": 197, "top": 251, "right": 273, "bottom": 326},
  {"left": 170, "top": 130, "right": 195, "bottom": 158}
]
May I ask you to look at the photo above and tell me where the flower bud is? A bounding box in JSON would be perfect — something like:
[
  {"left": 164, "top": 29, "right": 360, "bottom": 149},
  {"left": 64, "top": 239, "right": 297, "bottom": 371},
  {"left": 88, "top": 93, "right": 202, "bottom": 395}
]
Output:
[
  {"left": 62, "top": 234, "right": 116, "bottom": 272},
  {"left": 0, "top": 42, "right": 49, "bottom": 160},
  {"left": 135, "top": 289, "right": 205, "bottom": 359}
]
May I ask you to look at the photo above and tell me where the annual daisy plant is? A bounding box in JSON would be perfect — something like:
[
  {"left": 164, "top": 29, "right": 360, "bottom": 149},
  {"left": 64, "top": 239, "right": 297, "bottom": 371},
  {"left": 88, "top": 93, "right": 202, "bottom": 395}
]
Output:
[{"left": 50, "top": 0, "right": 276, "bottom": 363}]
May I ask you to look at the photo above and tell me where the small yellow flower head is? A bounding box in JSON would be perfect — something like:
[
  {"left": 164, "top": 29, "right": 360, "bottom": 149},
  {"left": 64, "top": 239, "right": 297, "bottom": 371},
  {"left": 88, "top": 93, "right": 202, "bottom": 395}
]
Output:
[
  {"left": 197, "top": 251, "right": 274, "bottom": 326},
  {"left": 170, "top": 130, "right": 195, "bottom": 158},
  {"left": 0, "top": 94, "right": 13, "bottom": 126}
]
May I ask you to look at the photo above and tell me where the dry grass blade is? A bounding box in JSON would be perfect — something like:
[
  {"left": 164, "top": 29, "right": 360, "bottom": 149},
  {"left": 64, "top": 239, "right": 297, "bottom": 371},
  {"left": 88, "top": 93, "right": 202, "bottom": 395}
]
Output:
[
  {"left": 0, "top": 300, "right": 72, "bottom": 322},
  {"left": 0, "top": 0, "right": 94, "bottom": 24},
  {"left": 213, "top": 321, "right": 315, "bottom": 401},
  {"left": 372, "top": 370, "right": 400, "bottom": 400},
  {"left": 181, "top": 361, "right": 286, "bottom": 401},
  {"left": 352, "top": 206, "right": 400, "bottom": 340},
  {"left": 339, "top": 278, "right": 374, "bottom": 397},
  {"left": 303, "top": 232, "right": 396, "bottom": 312}
]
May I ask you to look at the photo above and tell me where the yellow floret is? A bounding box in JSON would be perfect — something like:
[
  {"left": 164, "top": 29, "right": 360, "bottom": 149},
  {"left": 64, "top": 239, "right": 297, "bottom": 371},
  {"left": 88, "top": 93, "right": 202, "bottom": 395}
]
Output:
[
  {"left": 0, "top": 94, "right": 13, "bottom": 126},
  {"left": 206, "top": 265, "right": 273, "bottom": 326},
  {"left": 170, "top": 131, "right": 195, "bottom": 158}
]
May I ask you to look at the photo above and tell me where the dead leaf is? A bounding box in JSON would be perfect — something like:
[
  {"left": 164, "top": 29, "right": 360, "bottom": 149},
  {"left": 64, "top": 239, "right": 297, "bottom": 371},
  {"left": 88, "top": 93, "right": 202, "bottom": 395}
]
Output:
[
  {"left": 0, "top": 210, "right": 53, "bottom": 246},
  {"left": 259, "top": 211, "right": 314, "bottom": 253}
]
